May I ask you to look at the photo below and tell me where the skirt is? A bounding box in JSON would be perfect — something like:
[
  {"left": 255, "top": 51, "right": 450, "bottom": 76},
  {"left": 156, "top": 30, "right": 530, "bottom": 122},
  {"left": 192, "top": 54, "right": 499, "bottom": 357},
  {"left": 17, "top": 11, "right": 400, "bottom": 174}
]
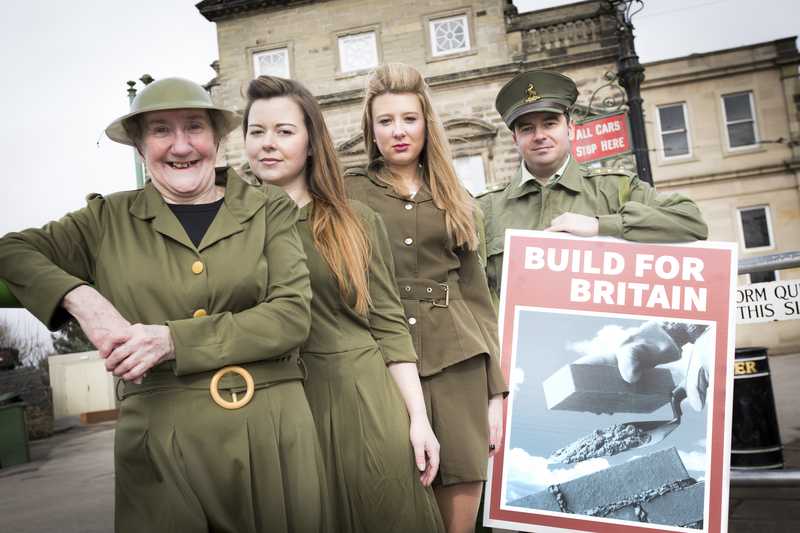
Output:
[
  {"left": 114, "top": 379, "right": 330, "bottom": 533},
  {"left": 302, "top": 345, "right": 444, "bottom": 533},
  {"left": 421, "top": 355, "right": 490, "bottom": 486}
]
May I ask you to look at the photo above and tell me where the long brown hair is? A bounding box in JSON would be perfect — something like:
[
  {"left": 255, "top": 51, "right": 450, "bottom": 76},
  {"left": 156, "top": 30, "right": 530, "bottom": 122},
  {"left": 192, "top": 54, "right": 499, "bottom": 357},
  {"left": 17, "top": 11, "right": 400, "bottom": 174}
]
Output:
[
  {"left": 361, "top": 63, "right": 478, "bottom": 250},
  {"left": 244, "top": 76, "right": 372, "bottom": 315}
]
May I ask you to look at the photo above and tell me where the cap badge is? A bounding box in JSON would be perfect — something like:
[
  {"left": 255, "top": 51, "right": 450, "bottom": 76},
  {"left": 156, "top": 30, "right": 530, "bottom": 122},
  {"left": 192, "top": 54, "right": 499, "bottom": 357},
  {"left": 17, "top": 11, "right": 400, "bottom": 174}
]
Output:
[{"left": 525, "top": 83, "right": 542, "bottom": 103}]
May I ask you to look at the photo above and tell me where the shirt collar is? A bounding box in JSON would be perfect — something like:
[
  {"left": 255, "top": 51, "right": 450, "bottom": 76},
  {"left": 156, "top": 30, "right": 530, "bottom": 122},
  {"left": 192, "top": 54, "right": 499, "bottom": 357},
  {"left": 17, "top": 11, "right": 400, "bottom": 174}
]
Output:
[{"left": 519, "top": 155, "right": 572, "bottom": 187}]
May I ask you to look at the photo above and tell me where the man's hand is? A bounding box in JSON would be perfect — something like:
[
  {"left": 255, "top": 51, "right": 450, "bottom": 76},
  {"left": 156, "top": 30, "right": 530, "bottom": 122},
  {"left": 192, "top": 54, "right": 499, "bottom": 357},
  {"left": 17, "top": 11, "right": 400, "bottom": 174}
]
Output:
[
  {"left": 574, "top": 321, "right": 713, "bottom": 412},
  {"left": 545, "top": 212, "right": 599, "bottom": 237}
]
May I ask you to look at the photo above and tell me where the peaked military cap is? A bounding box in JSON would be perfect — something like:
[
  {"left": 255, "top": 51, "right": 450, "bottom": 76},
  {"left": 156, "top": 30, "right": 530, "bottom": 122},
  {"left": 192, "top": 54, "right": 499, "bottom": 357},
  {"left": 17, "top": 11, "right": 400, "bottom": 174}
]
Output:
[{"left": 495, "top": 70, "right": 578, "bottom": 128}]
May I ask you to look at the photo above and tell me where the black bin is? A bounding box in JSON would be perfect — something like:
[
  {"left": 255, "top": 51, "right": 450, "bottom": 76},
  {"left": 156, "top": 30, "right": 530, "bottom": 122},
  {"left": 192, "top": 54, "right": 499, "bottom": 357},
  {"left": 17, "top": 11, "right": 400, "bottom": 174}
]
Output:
[{"left": 730, "top": 347, "right": 783, "bottom": 470}]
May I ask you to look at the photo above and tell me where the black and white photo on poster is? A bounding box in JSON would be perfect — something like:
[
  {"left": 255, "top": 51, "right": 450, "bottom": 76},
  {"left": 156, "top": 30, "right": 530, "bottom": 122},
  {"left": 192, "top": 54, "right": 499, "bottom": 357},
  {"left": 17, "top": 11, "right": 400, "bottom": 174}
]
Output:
[{"left": 502, "top": 307, "right": 715, "bottom": 530}]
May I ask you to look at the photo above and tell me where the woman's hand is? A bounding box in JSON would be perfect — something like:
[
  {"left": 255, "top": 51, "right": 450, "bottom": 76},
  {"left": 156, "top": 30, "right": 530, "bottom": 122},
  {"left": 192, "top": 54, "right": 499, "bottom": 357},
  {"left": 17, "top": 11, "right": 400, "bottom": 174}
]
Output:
[
  {"left": 104, "top": 324, "right": 176, "bottom": 383},
  {"left": 409, "top": 414, "right": 440, "bottom": 487},
  {"left": 488, "top": 394, "right": 505, "bottom": 458},
  {"left": 62, "top": 285, "right": 130, "bottom": 355}
]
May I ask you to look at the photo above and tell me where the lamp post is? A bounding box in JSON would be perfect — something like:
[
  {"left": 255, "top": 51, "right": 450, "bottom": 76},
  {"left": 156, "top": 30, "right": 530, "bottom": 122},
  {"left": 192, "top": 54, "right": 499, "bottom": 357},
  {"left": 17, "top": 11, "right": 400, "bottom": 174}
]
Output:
[
  {"left": 125, "top": 74, "right": 154, "bottom": 188},
  {"left": 610, "top": 0, "right": 653, "bottom": 185}
]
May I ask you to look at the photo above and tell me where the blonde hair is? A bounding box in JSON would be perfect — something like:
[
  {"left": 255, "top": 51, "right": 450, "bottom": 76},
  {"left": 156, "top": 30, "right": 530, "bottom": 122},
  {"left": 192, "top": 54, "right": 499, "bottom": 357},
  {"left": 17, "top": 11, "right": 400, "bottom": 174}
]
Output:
[
  {"left": 361, "top": 63, "right": 478, "bottom": 250},
  {"left": 244, "top": 76, "right": 372, "bottom": 315}
]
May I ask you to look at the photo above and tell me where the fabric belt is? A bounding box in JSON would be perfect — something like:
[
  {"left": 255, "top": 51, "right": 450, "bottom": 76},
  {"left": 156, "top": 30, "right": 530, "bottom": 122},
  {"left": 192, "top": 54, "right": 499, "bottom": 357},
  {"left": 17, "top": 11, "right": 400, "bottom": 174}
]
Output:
[
  {"left": 396, "top": 277, "right": 462, "bottom": 307},
  {"left": 117, "top": 356, "right": 301, "bottom": 401}
]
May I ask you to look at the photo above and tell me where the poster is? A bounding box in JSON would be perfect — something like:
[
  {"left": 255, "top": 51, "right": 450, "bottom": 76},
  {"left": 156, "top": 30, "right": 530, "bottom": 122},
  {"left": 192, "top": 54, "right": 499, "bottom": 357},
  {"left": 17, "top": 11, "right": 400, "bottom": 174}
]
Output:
[{"left": 485, "top": 231, "right": 737, "bottom": 533}]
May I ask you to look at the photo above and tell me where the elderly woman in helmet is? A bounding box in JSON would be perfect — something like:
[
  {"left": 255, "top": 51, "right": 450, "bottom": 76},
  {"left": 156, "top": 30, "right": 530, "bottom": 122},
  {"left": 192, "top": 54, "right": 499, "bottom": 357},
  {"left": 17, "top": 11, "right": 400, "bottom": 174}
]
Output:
[{"left": 0, "top": 78, "right": 329, "bottom": 533}]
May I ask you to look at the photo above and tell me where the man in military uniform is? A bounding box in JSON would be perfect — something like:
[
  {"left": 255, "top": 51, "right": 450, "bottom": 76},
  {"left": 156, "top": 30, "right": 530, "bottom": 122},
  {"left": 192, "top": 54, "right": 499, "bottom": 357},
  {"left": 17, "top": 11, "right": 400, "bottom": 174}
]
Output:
[{"left": 478, "top": 70, "right": 708, "bottom": 296}]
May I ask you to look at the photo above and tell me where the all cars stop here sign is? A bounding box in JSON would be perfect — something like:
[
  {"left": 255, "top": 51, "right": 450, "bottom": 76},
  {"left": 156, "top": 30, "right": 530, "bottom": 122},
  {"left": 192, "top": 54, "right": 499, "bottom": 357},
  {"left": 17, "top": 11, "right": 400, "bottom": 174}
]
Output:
[{"left": 570, "top": 112, "right": 632, "bottom": 163}]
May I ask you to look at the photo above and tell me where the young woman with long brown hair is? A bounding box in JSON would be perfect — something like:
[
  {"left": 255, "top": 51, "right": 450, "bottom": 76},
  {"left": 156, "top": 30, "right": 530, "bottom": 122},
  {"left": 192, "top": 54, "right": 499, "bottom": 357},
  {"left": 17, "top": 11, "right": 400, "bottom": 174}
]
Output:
[
  {"left": 242, "top": 75, "right": 444, "bottom": 533},
  {"left": 345, "top": 63, "right": 508, "bottom": 533}
]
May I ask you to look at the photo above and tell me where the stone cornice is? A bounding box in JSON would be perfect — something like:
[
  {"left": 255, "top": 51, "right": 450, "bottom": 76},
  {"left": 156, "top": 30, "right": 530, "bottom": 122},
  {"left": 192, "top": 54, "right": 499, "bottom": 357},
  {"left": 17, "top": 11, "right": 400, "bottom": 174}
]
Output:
[
  {"left": 506, "top": 0, "right": 610, "bottom": 33},
  {"left": 655, "top": 159, "right": 800, "bottom": 189},
  {"left": 642, "top": 38, "right": 800, "bottom": 90},
  {"left": 196, "top": 0, "right": 325, "bottom": 22}
]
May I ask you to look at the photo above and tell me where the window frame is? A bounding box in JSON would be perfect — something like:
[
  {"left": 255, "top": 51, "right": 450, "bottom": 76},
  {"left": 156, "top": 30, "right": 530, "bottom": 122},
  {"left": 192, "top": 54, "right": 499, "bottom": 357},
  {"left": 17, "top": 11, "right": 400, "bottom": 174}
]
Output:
[
  {"left": 656, "top": 102, "right": 692, "bottom": 161},
  {"left": 423, "top": 8, "right": 477, "bottom": 63},
  {"left": 721, "top": 91, "right": 759, "bottom": 151},
  {"left": 334, "top": 25, "right": 381, "bottom": 78},
  {"left": 452, "top": 153, "right": 488, "bottom": 196},
  {"left": 249, "top": 43, "right": 293, "bottom": 79},
  {"left": 737, "top": 205, "right": 775, "bottom": 252}
]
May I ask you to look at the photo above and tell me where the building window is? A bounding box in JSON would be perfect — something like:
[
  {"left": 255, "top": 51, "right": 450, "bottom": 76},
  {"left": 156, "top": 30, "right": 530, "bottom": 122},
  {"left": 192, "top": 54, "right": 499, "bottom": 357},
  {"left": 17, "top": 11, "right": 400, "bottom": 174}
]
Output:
[
  {"left": 453, "top": 155, "right": 486, "bottom": 196},
  {"left": 338, "top": 31, "right": 378, "bottom": 74},
  {"left": 430, "top": 15, "right": 471, "bottom": 56},
  {"left": 722, "top": 91, "right": 758, "bottom": 149},
  {"left": 657, "top": 103, "right": 690, "bottom": 158},
  {"left": 253, "top": 48, "right": 290, "bottom": 78},
  {"left": 738, "top": 206, "right": 773, "bottom": 250},
  {"left": 749, "top": 270, "right": 776, "bottom": 284}
]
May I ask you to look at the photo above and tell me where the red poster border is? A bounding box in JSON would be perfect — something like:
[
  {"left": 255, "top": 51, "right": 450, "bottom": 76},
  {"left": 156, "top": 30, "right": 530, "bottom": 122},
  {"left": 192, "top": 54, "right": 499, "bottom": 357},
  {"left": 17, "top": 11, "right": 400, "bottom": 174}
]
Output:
[{"left": 486, "top": 230, "right": 737, "bottom": 533}]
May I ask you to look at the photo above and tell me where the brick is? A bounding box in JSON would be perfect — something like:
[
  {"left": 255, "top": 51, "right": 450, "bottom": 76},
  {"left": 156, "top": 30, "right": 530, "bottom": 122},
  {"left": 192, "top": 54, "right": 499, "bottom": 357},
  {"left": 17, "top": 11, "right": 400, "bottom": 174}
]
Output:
[
  {"left": 543, "top": 363, "right": 675, "bottom": 414},
  {"left": 510, "top": 447, "right": 702, "bottom": 527}
]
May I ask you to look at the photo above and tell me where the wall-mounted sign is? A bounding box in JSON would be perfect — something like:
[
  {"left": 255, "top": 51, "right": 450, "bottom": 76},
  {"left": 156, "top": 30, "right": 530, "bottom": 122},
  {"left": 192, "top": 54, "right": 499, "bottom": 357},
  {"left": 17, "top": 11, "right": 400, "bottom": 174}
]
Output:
[{"left": 571, "top": 112, "right": 633, "bottom": 164}]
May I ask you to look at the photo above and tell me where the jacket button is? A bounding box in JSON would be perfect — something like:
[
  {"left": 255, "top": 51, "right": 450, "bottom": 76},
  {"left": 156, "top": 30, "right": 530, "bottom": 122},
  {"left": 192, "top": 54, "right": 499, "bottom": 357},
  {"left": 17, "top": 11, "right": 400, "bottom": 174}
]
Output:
[
  {"left": 404, "top": 203, "right": 413, "bottom": 210},
  {"left": 191, "top": 261, "right": 204, "bottom": 274},
  {"left": 403, "top": 237, "right": 413, "bottom": 246},
  {"left": 408, "top": 317, "right": 417, "bottom": 325},
  {"left": 193, "top": 309, "right": 208, "bottom": 318}
]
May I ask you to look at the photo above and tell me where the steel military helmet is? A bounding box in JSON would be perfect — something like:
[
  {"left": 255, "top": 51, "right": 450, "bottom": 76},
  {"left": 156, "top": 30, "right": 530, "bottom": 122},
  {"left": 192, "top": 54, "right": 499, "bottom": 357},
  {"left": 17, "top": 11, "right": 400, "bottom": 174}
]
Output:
[{"left": 105, "top": 77, "right": 240, "bottom": 146}]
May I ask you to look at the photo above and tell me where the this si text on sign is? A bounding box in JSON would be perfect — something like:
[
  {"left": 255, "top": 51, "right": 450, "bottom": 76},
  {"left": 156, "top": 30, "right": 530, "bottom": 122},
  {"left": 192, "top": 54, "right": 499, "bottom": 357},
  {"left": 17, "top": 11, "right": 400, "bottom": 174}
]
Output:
[{"left": 736, "top": 279, "right": 800, "bottom": 323}]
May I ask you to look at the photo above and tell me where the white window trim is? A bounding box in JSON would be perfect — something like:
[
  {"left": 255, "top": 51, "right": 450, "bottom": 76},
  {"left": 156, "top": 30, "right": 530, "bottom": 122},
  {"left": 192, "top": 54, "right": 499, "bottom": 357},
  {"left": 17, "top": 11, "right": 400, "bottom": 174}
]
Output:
[
  {"left": 452, "top": 153, "right": 488, "bottom": 196},
  {"left": 248, "top": 42, "right": 293, "bottom": 79},
  {"left": 423, "top": 9, "right": 476, "bottom": 63},
  {"left": 737, "top": 205, "right": 775, "bottom": 252},
  {"left": 335, "top": 27, "right": 380, "bottom": 76},
  {"left": 429, "top": 14, "right": 471, "bottom": 57},
  {"left": 721, "top": 91, "right": 759, "bottom": 151},
  {"left": 656, "top": 102, "right": 692, "bottom": 160}
]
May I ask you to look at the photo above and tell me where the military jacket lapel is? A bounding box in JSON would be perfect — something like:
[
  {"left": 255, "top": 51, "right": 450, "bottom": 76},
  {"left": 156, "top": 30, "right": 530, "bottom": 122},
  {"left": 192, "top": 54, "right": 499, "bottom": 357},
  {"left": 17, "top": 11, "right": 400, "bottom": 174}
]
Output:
[
  {"left": 199, "top": 170, "right": 263, "bottom": 251},
  {"left": 129, "top": 182, "right": 195, "bottom": 250}
]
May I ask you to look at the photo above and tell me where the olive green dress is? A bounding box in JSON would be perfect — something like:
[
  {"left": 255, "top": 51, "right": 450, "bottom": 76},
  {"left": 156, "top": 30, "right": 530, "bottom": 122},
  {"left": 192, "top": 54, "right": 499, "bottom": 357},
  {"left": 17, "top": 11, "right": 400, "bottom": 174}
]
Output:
[
  {"left": 0, "top": 169, "right": 330, "bottom": 533},
  {"left": 345, "top": 169, "right": 508, "bottom": 486},
  {"left": 297, "top": 200, "right": 444, "bottom": 533}
]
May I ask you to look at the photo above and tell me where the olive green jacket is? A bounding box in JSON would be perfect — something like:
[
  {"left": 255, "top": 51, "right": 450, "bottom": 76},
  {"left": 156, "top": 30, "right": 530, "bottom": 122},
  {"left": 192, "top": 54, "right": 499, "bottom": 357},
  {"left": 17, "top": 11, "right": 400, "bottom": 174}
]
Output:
[
  {"left": 478, "top": 158, "right": 709, "bottom": 296},
  {"left": 297, "top": 199, "right": 417, "bottom": 364},
  {"left": 345, "top": 168, "right": 508, "bottom": 398},
  {"left": 0, "top": 169, "right": 311, "bottom": 380}
]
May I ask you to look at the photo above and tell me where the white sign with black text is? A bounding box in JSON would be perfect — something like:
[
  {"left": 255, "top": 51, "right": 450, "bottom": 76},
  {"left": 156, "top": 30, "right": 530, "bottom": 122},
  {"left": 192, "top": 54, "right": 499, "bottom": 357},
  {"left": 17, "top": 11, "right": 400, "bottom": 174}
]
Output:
[{"left": 736, "top": 279, "right": 800, "bottom": 323}]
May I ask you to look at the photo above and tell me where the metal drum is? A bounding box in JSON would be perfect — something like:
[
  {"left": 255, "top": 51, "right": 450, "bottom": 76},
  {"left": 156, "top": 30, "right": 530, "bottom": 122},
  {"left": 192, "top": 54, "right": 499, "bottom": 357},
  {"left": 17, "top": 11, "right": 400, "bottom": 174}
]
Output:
[{"left": 730, "top": 347, "right": 783, "bottom": 470}]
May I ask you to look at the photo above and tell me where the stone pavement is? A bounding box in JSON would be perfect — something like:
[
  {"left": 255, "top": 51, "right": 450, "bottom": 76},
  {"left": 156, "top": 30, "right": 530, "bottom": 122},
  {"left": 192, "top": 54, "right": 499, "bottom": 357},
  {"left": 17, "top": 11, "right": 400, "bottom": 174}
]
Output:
[{"left": 1, "top": 354, "right": 799, "bottom": 533}]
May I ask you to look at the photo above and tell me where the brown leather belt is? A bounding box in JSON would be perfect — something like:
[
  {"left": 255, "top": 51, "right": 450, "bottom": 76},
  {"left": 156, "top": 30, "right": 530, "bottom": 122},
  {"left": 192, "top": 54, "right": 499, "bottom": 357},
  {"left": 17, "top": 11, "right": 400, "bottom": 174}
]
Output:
[{"left": 396, "top": 277, "right": 462, "bottom": 308}]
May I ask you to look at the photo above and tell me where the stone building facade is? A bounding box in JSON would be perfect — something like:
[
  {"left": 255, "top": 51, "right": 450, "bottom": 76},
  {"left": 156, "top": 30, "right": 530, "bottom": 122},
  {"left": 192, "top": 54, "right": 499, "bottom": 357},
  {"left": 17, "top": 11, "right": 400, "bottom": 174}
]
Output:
[
  {"left": 197, "top": 0, "right": 631, "bottom": 190},
  {"left": 641, "top": 38, "right": 800, "bottom": 354},
  {"left": 196, "top": 0, "right": 800, "bottom": 353}
]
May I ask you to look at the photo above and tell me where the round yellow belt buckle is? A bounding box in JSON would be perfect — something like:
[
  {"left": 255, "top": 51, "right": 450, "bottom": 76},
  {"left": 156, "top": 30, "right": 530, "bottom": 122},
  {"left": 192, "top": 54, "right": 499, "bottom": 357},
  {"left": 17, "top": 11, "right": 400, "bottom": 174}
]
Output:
[{"left": 209, "top": 366, "right": 255, "bottom": 410}]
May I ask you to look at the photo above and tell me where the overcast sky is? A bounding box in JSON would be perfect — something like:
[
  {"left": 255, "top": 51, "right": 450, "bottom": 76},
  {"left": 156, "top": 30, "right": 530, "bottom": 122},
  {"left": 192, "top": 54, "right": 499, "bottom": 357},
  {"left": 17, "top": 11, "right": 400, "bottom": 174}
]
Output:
[{"left": 0, "top": 0, "right": 797, "bottom": 237}]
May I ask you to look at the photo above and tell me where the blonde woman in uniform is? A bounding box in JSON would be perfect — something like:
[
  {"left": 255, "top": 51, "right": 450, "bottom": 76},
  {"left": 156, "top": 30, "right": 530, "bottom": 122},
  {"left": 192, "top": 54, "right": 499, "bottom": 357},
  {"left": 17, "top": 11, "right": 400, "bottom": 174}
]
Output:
[
  {"left": 346, "top": 63, "right": 508, "bottom": 533},
  {"left": 242, "top": 75, "right": 444, "bottom": 533}
]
